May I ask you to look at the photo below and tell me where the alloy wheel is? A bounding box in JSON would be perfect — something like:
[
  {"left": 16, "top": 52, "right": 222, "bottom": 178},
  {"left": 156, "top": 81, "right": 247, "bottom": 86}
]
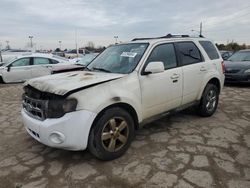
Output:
[
  {"left": 206, "top": 89, "right": 217, "bottom": 112},
  {"left": 101, "top": 117, "right": 129, "bottom": 152}
]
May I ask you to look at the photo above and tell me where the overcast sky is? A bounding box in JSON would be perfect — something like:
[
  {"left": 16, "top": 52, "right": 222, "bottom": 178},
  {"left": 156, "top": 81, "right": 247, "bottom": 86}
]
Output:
[{"left": 0, "top": 0, "right": 250, "bottom": 49}]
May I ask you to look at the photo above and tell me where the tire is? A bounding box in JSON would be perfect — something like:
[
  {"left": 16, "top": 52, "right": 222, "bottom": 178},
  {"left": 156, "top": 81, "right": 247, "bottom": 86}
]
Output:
[
  {"left": 198, "top": 84, "right": 219, "bottom": 117},
  {"left": 0, "top": 76, "right": 5, "bottom": 84},
  {"left": 88, "top": 107, "right": 135, "bottom": 161}
]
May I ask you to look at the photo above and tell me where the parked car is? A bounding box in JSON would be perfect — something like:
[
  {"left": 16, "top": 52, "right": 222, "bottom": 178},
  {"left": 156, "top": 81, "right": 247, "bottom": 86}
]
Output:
[
  {"left": 224, "top": 49, "right": 250, "bottom": 83},
  {"left": 75, "top": 53, "right": 99, "bottom": 66},
  {"left": 21, "top": 34, "right": 224, "bottom": 160},
  {"left": 64, "top": 49, "right": 86, "bottom": 59},
  {"left": 0, "top": 53, "right": 84, "bottom": 83},
  {"left": 220, "top": 50, "right": 233, "bottom": 60}
]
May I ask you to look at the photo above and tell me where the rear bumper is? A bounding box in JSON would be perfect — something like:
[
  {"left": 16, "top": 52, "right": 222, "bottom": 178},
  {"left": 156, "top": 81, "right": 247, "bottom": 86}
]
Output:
[
  {"left": 225, "top": 73, "right": 250, "bottom": 83},
  {"left": 22, "top": 109, "right": 97, "bottom": 150}
]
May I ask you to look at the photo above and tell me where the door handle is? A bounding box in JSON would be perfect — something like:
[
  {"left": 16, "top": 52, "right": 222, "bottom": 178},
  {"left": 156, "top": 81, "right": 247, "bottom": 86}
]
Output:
[
  {"left": 171, "top": 74, "right": 180, "bottom": 79},
  {"left": 200, "top": 66, "right": 207, "bottom": 71},
  {"left": 43, "top": 65, "right": 52, "bottom": 68}
]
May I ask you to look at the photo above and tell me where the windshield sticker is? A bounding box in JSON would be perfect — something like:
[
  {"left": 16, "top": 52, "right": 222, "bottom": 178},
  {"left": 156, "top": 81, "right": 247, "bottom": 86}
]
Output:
[{"left": 121, "top": 52, "right": 137, "bottom": 58}]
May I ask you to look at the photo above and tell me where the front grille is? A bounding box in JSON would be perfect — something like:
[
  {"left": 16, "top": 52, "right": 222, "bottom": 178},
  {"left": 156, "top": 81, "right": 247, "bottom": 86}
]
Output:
[
  {"left": 23, "top": 95, "right": 48, "bottom": 121},
  {"left": 225, "top": 69, "right": 240, "bottom": 73},
  {"left": 24, "top": 85, "right": 64, "bottom": 100}
]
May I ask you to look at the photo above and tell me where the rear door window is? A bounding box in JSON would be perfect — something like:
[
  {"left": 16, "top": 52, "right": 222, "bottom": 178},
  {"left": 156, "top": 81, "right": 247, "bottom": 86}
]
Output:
[
  {"left": 199, "top": 41, "right": 220, "bottom": 60},
  {"left": 33, "top": 58, "right": 50, "bottom": 65},
  {"left": 176, "top": 42, "right": 202, "bottom": 66},
  {"left": 50, "top": 59, "right": 59, "bottom": 64}
]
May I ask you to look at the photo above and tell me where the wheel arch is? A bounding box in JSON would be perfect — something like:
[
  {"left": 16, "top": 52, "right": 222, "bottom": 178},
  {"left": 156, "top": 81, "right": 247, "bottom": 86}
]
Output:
[
  {"left": 207, "top": 77, "right": 221, "bottom": 93},
  {"left": 198, "top": 76, "right": 222, "bottom": 100},
  {"left": 91, "top": 102, "right": 140, "bottom": 131}
]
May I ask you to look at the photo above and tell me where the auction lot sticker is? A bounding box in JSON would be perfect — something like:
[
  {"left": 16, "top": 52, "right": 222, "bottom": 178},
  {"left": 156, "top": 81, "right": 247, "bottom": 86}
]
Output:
[{"left": 121, "top": 52, "right": 137, "bottom": 58}]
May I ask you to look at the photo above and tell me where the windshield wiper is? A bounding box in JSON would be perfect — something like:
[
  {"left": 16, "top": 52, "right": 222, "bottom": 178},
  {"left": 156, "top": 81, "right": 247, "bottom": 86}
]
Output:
[
  {"left": 92, "top": 67, "right": 111, "bottom": 73},
  {"left": 84, "top": 66, "right": 91, "bottom": 71}
]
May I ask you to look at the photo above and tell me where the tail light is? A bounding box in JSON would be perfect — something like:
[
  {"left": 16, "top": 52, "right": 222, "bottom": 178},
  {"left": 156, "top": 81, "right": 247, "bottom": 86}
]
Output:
[{"left": 221, "top": 61, "right": 225, "bottom": 74}]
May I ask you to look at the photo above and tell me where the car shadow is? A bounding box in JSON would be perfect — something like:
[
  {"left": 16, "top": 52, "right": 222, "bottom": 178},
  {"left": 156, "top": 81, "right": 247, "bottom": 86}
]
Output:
[{"left": 224, "top": 82, "right": 250, "bottom": 88}]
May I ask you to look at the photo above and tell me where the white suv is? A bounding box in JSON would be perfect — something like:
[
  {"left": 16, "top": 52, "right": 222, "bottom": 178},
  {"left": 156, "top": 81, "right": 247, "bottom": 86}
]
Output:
[{"left": 21, "top": 34, "right": 225, "bottom": 160}]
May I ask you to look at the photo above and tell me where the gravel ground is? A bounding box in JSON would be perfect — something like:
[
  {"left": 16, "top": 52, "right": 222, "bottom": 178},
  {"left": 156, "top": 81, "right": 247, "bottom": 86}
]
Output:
[{"left": 0, "top": 83, "right": 249, "bottom": 188}]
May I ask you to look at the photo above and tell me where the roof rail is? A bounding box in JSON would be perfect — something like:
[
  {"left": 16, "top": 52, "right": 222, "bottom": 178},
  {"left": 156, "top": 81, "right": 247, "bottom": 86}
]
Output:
[{"left": 132, "top": 33, "right": 204, "bottom": 41}]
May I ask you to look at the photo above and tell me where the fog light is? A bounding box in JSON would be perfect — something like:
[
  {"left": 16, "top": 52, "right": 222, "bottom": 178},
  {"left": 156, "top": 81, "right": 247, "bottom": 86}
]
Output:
[{"left": 49, "top": 132, "right": 65, "bottom": 144}]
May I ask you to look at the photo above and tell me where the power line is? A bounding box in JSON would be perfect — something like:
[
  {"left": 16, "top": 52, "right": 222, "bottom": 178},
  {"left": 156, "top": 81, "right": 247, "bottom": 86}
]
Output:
[
  {"left": 186, "top": 4, "right": 250, "bottom": 33},
  {"left": 204, "top": 6, "right": 250, "bottom": 29}
]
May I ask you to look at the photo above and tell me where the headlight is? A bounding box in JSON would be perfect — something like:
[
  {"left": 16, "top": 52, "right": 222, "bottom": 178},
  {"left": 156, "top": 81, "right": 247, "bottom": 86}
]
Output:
[
  {"left": 46, "top": 98, "right": 77, "bottom": 118},
  {"left": 244, "top": 69, "right": 250, "bottom": 73}
]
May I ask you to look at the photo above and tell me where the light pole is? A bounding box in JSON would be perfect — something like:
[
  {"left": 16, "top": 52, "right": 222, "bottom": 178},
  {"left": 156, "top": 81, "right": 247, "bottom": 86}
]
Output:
[
  {"left": 29, "top": 36, "right": 33, "bottom": 48},
  {"left": 191, "top": 22, "right": 203, "bottom": 37},
  {"left": 114, "top": 36, "right": 118, "bottom": 44},
  {"left": 59, "top": 41, "right": 62, "bottom": 50},
  {"left": 6, "top": 41, "right": 10, "bottom": 49},
  {"left": 0, "top": 42, "right": 2, "bottom": 62}
]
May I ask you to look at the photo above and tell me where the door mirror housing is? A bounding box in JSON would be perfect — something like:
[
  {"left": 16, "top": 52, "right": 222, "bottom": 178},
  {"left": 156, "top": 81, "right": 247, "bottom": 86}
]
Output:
[
  {"left": 143, "top": 61, "right": 165, "bottom": 75},
  {"left": 7, "top": 65, "right": 11, "bottom": 72}
]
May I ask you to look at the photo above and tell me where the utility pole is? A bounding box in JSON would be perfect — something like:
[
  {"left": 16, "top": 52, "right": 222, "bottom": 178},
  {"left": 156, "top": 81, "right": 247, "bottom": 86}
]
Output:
[
  {"left": 114, "top": 36, "right": 118, "bottom": 44},
  {"left": 75, "top": 29, "right": 79, "bottom": 57},
  {"left": 199, "top": 22, "right": 203, "bottom": 37},
  {"left": 29, "top": 36, "right": 33, "bottom": 48},
  {"left": 0, "top": 42, "right": 2, "bottom": 62},
  {"left": 59, "top": 41, "right": 62, "bottom": 50},
  {"left": 6, "top": 41, "right": 10, "bottom": 49}
]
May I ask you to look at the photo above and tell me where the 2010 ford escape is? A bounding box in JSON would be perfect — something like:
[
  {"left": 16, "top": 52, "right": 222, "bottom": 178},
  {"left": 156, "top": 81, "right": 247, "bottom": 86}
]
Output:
[{"left": 21, "top": 34, "right": 225, "bottom": 160}]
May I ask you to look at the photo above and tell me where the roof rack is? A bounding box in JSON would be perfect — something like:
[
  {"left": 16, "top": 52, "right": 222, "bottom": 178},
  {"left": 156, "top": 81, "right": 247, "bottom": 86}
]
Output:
[{"left": 132, "top": 33, "right": 204, "bottom": 41}]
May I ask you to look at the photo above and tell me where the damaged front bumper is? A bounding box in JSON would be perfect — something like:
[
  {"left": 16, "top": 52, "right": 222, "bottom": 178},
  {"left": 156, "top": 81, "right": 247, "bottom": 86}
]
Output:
[{"left": 21, "top": 109, "right": 97, "bottom": 151}]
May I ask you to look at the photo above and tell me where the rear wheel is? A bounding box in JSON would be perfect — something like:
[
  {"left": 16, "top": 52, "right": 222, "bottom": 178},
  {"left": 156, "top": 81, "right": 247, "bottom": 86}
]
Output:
[
  {"left": 88, "top": 107, "right": 135, "bottom": 160},
  {"left": 198, "top": 84, "right": 219, "bottom": 117}
]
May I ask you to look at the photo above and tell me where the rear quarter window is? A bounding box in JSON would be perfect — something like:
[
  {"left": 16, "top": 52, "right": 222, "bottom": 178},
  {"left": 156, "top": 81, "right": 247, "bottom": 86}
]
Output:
[{"left": 199, "top": 41, "right": 220, "bottom": 60}]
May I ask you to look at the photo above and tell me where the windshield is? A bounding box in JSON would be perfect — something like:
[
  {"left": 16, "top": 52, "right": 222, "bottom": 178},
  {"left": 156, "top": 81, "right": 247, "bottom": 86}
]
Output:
[
  {"left": 227, "top": 51, "right": 250, "bottom": 62},
  {"left": 87, "top": 43, "right": 148, "bottom": 74}
]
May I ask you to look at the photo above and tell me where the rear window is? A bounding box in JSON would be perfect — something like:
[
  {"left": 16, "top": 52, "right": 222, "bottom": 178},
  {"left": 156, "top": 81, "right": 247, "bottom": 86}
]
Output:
[{"left": 199, "top": 41, "right": 220, "bottom": 60}]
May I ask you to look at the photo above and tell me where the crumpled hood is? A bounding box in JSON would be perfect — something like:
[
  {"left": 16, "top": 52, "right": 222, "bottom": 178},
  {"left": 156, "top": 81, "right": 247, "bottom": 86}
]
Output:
[{"left": 24, "top": 71, "right": 125, "bottom": 96}]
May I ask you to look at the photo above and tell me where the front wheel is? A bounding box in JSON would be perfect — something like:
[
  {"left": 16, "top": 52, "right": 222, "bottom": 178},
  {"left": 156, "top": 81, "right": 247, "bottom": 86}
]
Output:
[
  {"left": 0, "top": 76, "right": 5, "bottom": 84},
  {"left": 88, "top": 107, "right": 135, "bottom": 161},
  {"left": 198, "top": 84, "right": 219, "bottom": 117}
]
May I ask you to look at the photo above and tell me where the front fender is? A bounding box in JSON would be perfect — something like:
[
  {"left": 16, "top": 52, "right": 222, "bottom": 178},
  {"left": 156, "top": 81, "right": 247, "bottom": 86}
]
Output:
[{"left": 70, "top": 73, "right": 142, "bottom": 122}]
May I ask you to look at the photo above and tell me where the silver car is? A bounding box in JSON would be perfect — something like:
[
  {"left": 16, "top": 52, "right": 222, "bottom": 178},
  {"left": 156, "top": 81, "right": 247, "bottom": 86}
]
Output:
[{"left": 0, "top": 53, "right": 81, "bottom": 83}]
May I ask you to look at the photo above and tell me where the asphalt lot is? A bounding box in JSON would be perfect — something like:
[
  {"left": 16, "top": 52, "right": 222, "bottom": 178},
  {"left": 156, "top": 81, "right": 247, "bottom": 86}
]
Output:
[{"left": 0, "top": 83, "right": 249, "bottom": 188}]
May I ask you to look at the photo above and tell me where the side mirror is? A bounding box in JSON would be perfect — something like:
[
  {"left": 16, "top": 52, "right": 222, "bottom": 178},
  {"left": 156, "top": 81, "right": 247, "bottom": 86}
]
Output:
[
  {"left": 7, "top": 65, "right": 11, "bottom": 72},
  {"left": 143, "top": 61, "right": 164, "bottom": 75}
]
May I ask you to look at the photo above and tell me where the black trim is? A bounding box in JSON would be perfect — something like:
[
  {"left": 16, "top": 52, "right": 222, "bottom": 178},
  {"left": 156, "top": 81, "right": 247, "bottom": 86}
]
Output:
[
  {"left": 63, "top": 77, "right": 122, "bottom": 97},
  {"left": 132, "top": 34, "right": 191, "bottom": 41},
  {"left": 30, "top": 57, "right": 34, "bottom": 65}
]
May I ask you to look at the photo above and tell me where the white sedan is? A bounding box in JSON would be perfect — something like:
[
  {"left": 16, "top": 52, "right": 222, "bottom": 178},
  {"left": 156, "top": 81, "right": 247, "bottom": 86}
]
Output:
[{"left": 0, "top": 53, "right": 84, "bottom": 83}]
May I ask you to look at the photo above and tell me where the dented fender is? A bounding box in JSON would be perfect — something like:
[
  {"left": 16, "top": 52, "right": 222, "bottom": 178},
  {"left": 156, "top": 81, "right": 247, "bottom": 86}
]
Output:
[{"left": 70, "top": 72, "right": 143, "bottom": 122}]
